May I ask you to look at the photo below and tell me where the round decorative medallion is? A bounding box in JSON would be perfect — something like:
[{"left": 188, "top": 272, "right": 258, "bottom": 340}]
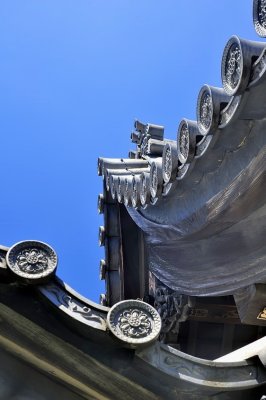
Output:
[
  {"left": 97, "top": 193, "right": 104, "bottom": 214},
  {"left": 162, "top": 145, "right": 172, "bottom": 183},
  {"left": 200, "top": 92, "right": 212, "bottom": 129},
  {"left": 162, "top": 143, "right": 179, "bottom": 184},
  {"left": 177, "top": 122, "right": 190, "bottom": 164},
  {"left": 222, "top": 37, "right": 242, "bottom": 95},
  {"left": 140, "top": 173, "right": 150, "bottom": 206},
  {"left": 110, "top": 175, "right": 118, "bottom": 200},
  {"left": 123, "top": 177, "right": 131, "bottom": 206},
  {"left": 99, "top": 259, "right": 107, "bottom": 280},
  {"left": 6, "top": 240, "right": 57, "bottom": 282},
  {"left": 150, "top": 163, "right": 158, "bottom": 199},
  {"left": 197, "top": 86, "right": 213, "bottom": 135},
  {"left": 98, "top": 226, "right": 105, "bottom": 246},
  {"left": 254, "top": 0, "right": 266, "bottom": 37},
  {"left": 107, "top": 299, "right": 161, "bottom": 346},
  {"left": 131, "top": 176, "right": 140, "bottom": 208},
  {"left": 117, "top": 177, "right": 123, "bottom": 203},
  {"left": 105, "top": 170, "right": 111, "bottom": 191}
]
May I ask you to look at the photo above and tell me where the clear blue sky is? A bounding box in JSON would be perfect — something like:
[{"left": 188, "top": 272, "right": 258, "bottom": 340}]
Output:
[{"left": 0, "top": 0, "right": 261, "bottom": 302}]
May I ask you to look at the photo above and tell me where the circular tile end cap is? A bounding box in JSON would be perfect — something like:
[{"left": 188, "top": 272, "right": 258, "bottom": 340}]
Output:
[
  {"left": 6, "top": 240, "right": 57, "bottom": 283},
  {"left": 253, "top": 0, "right": 266, "bottom": 37},
  {"left": 196, "top": 85, "right": 214, "bottom": 135},
  {"left": 107, "top": 299, "right": 161, "bottom": 347}
]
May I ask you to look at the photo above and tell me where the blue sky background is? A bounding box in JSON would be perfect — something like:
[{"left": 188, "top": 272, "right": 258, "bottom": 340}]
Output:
[{"left": 0, "top": 0, "right": 262, "bottom": 302}]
